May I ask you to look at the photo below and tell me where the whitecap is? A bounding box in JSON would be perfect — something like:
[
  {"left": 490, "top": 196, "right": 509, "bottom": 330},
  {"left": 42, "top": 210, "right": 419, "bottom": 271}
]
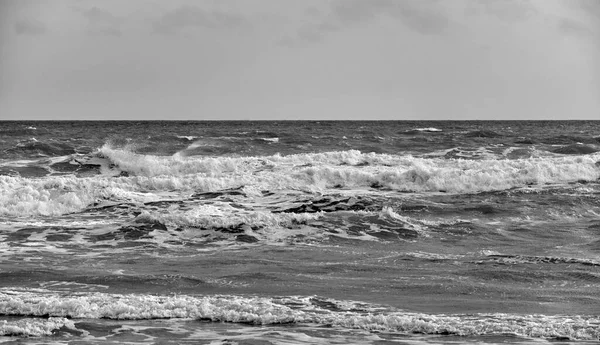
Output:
[
  {"left": 414, "top": 128, "right": 442, "bottom": 132},
  {"left": 176, "top": 135, "right": 197, "bottom": 141},
  {"left": 3, "top": 148, "right": 600, "bottom": 217}
]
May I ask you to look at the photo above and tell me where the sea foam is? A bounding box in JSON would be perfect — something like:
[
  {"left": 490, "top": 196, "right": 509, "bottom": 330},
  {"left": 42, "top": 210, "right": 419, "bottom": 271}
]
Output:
[
  {"left": 0, "top": 317, "right": 74, "bottom": 337},
  {"left": 0, "top": 290, "right": 598, "bottom": 340},
  {"left": 136, "top": 206, "right": 320, "bottom": 230},
  {"left": 99, "top": 147, "right": 600, "bottom": 191},
  {"left": 1, "top": 148, "right": 599, "bottom": 217}
]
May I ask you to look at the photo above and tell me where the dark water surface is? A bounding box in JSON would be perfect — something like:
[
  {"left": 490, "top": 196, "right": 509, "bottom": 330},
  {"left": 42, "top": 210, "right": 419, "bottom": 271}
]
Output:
[{"left": 1, "top": 121, "right": 600, "bottom": 344}]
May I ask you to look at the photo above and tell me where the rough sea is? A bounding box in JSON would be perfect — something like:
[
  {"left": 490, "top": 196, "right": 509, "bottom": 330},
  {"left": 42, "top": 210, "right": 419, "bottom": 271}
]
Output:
[{"left": 1, "top": 120, "right": 600, "bottom": 344}]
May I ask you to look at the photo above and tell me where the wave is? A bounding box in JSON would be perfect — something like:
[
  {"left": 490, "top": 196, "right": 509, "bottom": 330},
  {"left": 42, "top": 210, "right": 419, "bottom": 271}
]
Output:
[
  {"left": 137, "top": 207, "right": 320, "bottom": 230},
  {"left": 100, "top": 146, "right": 600, "bottom": 180},
  {"left": 1, "top": 147, "right": 599, "bottom": 216},
  {"left": 0, "top": 174, "right": 164, "bottom": 217},
  {"left": 132, "top": 206, "right": 323, "bottom": 244},
  {"left": 126, "top": 206, "right": 430, "bottom": 244},
  {"left": 291, "top": 155, "right": 600, "bottom": 193},
  {"left": 175, "top": 135, "right": 197, "bottom": 141},
  {"left": 415, "top": 127, "right": 442, "bottom": 132},
  {"left": 401, "top": 128, "right": 443, "bottom": 134},
  {"left": 0, "top": 317, "right": 74, "bottom": 337},
  {"left": 0, "top": 290, "right": 598, "bottom": 340}
]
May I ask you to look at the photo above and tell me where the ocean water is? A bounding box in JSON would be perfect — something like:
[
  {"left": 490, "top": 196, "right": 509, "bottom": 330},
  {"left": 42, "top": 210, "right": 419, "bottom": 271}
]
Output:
[{"left": 1, "top": 120, "right": 600, "bottom": 344}]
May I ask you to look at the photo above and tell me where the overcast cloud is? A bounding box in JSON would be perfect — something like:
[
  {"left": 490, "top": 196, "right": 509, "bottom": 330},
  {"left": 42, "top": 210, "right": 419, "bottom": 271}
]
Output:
[{"left": 0, "top": 0, "right": 598, "bottom": 120}]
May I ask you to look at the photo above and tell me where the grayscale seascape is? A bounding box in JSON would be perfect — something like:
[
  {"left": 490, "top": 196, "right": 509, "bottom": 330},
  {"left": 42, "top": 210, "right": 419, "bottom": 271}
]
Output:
[
  {"left": 2, "top": 0, "right": 600, "bottom": 343},
  {"left": 1, "top": 120, "right": 600, "bottom": 344}
]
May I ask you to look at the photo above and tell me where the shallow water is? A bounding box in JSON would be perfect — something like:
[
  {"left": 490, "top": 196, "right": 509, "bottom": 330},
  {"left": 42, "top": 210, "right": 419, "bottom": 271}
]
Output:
[{"left": 1, "top": 121, "right": 600, "bottom": 343}]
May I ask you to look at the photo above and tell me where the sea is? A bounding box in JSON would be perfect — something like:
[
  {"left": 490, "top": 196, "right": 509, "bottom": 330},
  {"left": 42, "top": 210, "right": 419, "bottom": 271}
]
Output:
[{"left": 0, "top": 120, "right": 599, "bottom": 344}]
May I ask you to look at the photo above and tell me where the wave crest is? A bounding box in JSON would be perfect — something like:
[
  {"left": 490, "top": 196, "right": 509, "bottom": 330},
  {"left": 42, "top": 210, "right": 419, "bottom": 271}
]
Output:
[{"left": 1, "top": 148, "right": 599, "bottom": 217}]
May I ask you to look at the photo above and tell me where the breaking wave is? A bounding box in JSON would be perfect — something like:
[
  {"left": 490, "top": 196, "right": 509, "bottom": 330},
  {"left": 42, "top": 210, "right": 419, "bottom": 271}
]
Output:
[
  {"left": 100, "top": 147, "right": 600, "bottom": 191},
  {"left": 0, "top": 317, "right": 74, "bottom": 337},
  {"left": 1, "top": 146, "right": 599, "bottom": 217},
  {"left": 0, "top": 290, "right": 598, "bottom": 340}
]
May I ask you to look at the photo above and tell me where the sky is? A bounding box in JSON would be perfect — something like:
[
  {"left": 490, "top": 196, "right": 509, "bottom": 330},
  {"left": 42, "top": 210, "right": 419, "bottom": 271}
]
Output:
[{"left": 0, "top": 0, "right": 598, "bottom": 120}]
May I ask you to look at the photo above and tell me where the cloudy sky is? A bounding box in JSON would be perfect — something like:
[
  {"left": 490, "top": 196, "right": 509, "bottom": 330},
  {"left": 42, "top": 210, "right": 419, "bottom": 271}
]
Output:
[{"left": 1, "top": 0, "right": 598, "bottom": 120}]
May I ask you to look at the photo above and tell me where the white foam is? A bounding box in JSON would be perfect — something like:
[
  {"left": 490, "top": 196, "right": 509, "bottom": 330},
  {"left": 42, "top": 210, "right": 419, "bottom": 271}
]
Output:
[
  {"left": 414, "top": 128, "right": 442, "bottom": 132},
  {"left": 2, "top": 148, "right": 599, "bottom": 217},
  {"left": 291, "top": 153, "right": 600, "bottom": 193},
  {"left": 0, "top": 317, "right": 74, "bottom": 337},
  {"left": 406, "top": 251, "right": 464, "bottom": 260},
  {"left": 176, "top": 135, "right": 197, "bottom": 141},
  {"left": 377, "top": 206, "right": 429, "bottom": 236},
  {"left": 139, "top": 206, "right": 320, "bottom": 229},
  {"left": 0, "top": 290, "right": 598, "bottom": 340},
  {"left": 101, "top": 147, "right": 600, "bottom": 192},
  {"left": 135, "top": 206, "right": 324, "bottom": 244},
  {"left": 0, "top": 175, "right": 163, "bottom": 216}
]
